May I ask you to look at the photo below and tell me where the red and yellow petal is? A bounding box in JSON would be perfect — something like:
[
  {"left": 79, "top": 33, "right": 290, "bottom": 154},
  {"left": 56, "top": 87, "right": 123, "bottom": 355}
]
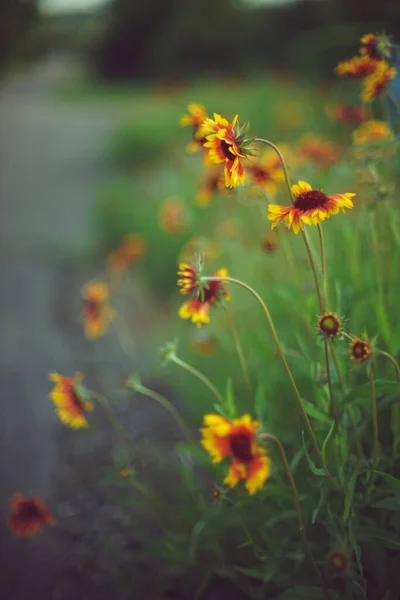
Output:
[
  {"left": 178, "top": 299, "right": 210, "bottom": 327},
  {"left": 245, "top": 453, "right": 272, "bottom": 495}
]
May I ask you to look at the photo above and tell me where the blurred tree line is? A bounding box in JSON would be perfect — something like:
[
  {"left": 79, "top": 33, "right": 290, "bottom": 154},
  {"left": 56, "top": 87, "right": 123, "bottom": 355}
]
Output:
[
  {"left": 91, "top": 0, "right": 400, "bottom": 82},
  {"left": 0, "top": 0, "right": 41, "bottom": 70}
]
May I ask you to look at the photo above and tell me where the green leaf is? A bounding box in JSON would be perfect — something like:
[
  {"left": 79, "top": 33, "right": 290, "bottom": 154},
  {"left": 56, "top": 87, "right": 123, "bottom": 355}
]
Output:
[
  {"left": 233, "top": 563, "right": 277, "bottom": 583},
  {"left": 348, "top": 519, "right": 363, "bottom": 577},
  {"left": 344, "top": 470, "right": 358, "bottom": 521},
  {"left": 225, "top": 378, "right": 236, "bottom": 419},
  {"left": 321, "top": 421, "right": 336, "bottom": 463},
  {"left": 301, "top": 431, "right": 325, "bottom": 476},
  {"left": 373, "top": 471, "right": 400, "bottom": 496},
  {"left": 312, "top": 481, "right": 329, "bottom": 524},
  {"left": 344, "top": 380, "right": 399, "bottom": 405},
  {"left": 372, "top": 497, "right": 400, "bottom": 510},
  {"left": 301, "top": 398, "right": 331, "bottom": 423},
  {"left": 189, "top": 519, "right": 207, "bottom": 562}
]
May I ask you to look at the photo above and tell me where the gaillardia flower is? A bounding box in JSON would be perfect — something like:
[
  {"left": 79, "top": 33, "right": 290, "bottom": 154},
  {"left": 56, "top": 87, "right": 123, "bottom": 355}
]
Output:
[
  {"left": 334, "top": 55, "right": 378, "bottom": 78},
  {"left": 268, "top": 181, "right": 355, "bottom": 234},
  {"left": 203, "top": 113, "right": 254, "bottom": 188},
  {"left": 200, "top": 414, "right": 271, "bottom": 495},
  {"left": 349, "top": 338, "right": 373, "bottom": 364},
  {"left": 159, "top": 196, "right": 188, "bottom": 235},
  {"left": 107, "top": 234, "right": 147, "bottom": 275},
  {"left": 81, "top": 281, "right": 114, "bottom": 339},
  {"left": 180, "top": 103, "right": 208, "bottom": 153},
  {"left": 360, "top": 33, "right": 392, "bottom": 60},
  {"left": 297, "top": 134, "right": 341, "bottom": 168},
  {"left": 325, "top": 103, "right": 367, "bottom": 126},
  {"left": 246, "top": 146, "right": 285, "bottom": 196},
  {"left": 8, "top": 495, "right": 54, "bottom": 537},
  {"left": 362, "top": 61, "right": 397, "bottom": 103},
  {"left": 196, "top": 166, "right": 227, "bottom": 207},
  {"left": 317, "top": 312, "right": 342, "bottom": 339},
  {"left": 49, "top": 372, "right": 94, "bottom": 429},
  {"left": 328, "top": 550, "right": 351, "bottom": 573},
  {"left": 353, "top": 120, "right": 394, "bottom": 145},
  {"left": 178, "top": 267, "right": 229, "bottom": 327}
]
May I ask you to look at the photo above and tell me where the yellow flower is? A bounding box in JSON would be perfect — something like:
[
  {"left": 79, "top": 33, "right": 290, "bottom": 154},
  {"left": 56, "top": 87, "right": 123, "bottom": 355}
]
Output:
[
  {"left": 353, "top": 120, "right": 394, "bottom": 145},
  {"left": 361, "top": 61, "right": 397, "bottom": 103},
  {"left": 49, "top": 372, "right": 93, "bottom": 429},
  {"left": 178, "top": 268, "right": 230, "bottom": 327},
  {"left": 268, "top": 180, "right": 355, "bottom": 234},
  {"left": 81, "top": 281, "right": 114, "bottom": 339},
  {"left": 200, "top": 414, "right": 271, "bottom": 495},
  {"left": 334, "top": 54, "right": 378, "bottom": 78},
  {"left": 203, "top": 113, "right": 253, "bottom": 188},
  {"left": 180, "top": 103, "right": 208, "bottom": 153},
  {"left": 196, "top": 166, "right": 227, "bottom": 207},
  {"left": 246, "top": 146, "right": 285, "bottom": 196}
]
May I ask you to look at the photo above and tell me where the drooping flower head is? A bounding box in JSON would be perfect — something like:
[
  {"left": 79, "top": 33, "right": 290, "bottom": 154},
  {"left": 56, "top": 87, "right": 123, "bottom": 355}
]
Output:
[
  {"left": 325, "top": 103, "right": 368, "bottom": 126},
  {"left": 268, "top": 180, "right": 355, "bottom": 234},
  {"left": 317, "top": 313, "right": 342, "bottom": 339},
  {"left": 297, "top": 134, "right": 341, "bottom": 168},
  {"left": 196, "top": 166, "right": 227, "bottom": 207},
  {"left": 200, "top": 414, "right": 271, "bottom": 495},
  {"left": 349, "top": 338, "right": 373, "bottom": 364},
  {"left": 246, "top": 146, "right": 285, "bottom": 196},
  {"left": 81, "top": 281, "right": 114, "bottom": 339},
  {"left": 362, "top": 61, "right": 397, "bottom": 103},
  {"left": 360, "top": 33, "right": 392, "bottom": 61},
  {"left": 180, "top": 103, "right": 208, "bottom": 153},
  {"left": 203, "top": 113, "right": 255, "bottom": 188},
  {"left": 178, "top": 266, "right": 230, "bottom": 327},
  {"left": 353, "top": 120, "right": 394, "bottom": 145},
  {"left": 8, "top": 495, "right": 54, "bottom": 537},
  {"left": 49, "top": 372, "right": 94, "bottom": 429},
  {"left": 107, "top": 234, "right": 147, "bottom": 275},
  {"left": 159, "top": 196, "right": 188, "bottom": 235},
  {"left": 335, "top": 55, "right": 378, "bottom": 78}
]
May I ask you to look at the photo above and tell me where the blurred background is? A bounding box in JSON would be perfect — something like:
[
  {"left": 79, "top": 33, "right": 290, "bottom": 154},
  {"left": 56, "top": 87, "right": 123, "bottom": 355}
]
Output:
[{"left": 0, "top": 1, "right": 399, "bottom": 599}]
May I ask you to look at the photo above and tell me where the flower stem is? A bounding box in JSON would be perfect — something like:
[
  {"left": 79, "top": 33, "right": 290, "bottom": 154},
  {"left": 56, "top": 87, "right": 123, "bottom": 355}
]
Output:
[
  {"left": 261, "top": 433, "right": 331, "bottom": 599},
  {"left": 202, "top": 275, "right": 336, "bottom": 485},
  {"left": 317, "top": 225, "right": 327, "bottom": 310},
  {"left": 302, "top": 229, "right": 323, "bottom": 311},
  {"left": 254, "top": 138, "right": 295, "bottom": 204},
  {"left": 324, "top": 340, "right": 339, "bottom": 425},
  {"left": 377, "top": 349, "right": 400, "bottom": 380},
  {"left": 369, "top": 366, "right": 379, "bottom": 468},
  {"left": 223, "top": 305, "right": 253, "bottom": 394},
  {"left": 225, "top": 497, "right": 267, "bottom": 560},
  {"left": 170, "top": 354, "right": 225, "bottom": 407},
  {"left": 132, "top": 383, "right": 198, "bottom": 448}
]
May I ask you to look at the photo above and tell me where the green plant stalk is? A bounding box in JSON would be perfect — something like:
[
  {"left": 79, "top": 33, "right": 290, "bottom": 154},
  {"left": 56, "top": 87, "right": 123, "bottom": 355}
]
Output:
[
  {"left": 261, "top": 433, "right": 331, "bottom": 599},
  {"left": 170, "top": 354, "right": 225, "bottom": 407},
  {"left": 223, "top": 304, "right": 253, "bottom": 394},
  {"left": 324, "top": 340, "right": 339, "bottom": 425},
  {"left": 225, "top": 496, "right": 267, "bottom": 560},
  {"left": 369, "top": 211, "right": 391, "bottom": 343},
  {"left": 133, "top": 383, "right": 198, "bottom": 448},
  {"left": 369, "top": 366, "right": 379, "bottom": 467},
  {"left": 377, "top": 350, "right": 400, "bottom": 380},
  {"left": 202, "top": 275, "right": 336, "bottom": 485},
  {"left": 317, "top": 224, "right": 327, "bottom": 309},
  {"left": 302, "top": 230, "right": 324, "bottom": 311},
  {"left": 329, "top": 341, "right": 363, "bottom": 459},
  {"left": 255, "top": 138, "right": 294, "bottom": 201}
]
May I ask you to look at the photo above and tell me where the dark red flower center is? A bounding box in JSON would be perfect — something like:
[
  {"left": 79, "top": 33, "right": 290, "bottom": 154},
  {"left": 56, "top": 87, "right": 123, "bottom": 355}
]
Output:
[
  {"left": 352, "top": 341, "right": 369, "bottom": 359},
  {"left": 330, "top": 552, "right": 348, "bottom": 571},
  {"left": 251, "top": 166, "right": 271, "bottom": 183},
  {"left": 18, "top": 501, "right": 43, "bottom": 522},
  {"left": 229, "top": 432, "right": 254, "bottom": 463},
  {"left": 220, "top": 139, "right": 235, "bottom": 161},
  {"left": 294, "top": 190, "right": 328, "bottom": 211},
  {"left": 320, "top": 315, "right": 340, "bottom": 336},
  {"left": 85, "top": 299, "right": 100, "bottom": 321}
]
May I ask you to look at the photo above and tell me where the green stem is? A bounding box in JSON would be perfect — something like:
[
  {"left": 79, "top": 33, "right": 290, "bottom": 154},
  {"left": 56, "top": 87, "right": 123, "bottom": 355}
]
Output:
[
  {"left": 223, "top": 305, "right": 253, "bottom": 394},
  {"left": 369, "top": 211, "right": 390, "bottom": 342},
  {"left": 226, "top": 497, "right": 267, "bottom": 560},
  {"left": 203, "top": 275, "right": 336, "bottom": 485},
  {"left": 254, "top": 138, "right": 294, "bottom": 203},
  {"left": 302, "top": 230, "right": 323, "bottom": 311},
  {"left": 317, "top": 225, "right": 327, "bottom": 310},
  {"left": 324, "top": 340, "right": 339, "bottom": 425},
  {"left": 170, "top": 355, "right": 225, "bottom": 407},
  {"left": 133, "top": 384, "right": 198, "bottom": 448},
  {"left": 329, "top": 341, "right": 363, "bottom": 459},
  {"left": 377, "top": 350, "right": 400, "bottom": 380},
  {"left": 369, "top": 366, "right": 379, "bottom": 468},
  {"left": 261, "top": 433, "right": 331, "bottom": 599}
]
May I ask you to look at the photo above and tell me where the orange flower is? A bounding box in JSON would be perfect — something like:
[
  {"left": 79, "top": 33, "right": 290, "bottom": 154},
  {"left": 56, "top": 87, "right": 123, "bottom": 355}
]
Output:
[
  {"left": 203, "top": 113, "right": 254, "bottom": 188},
  {"left": 268, "top": 180, "right": 355, "bottom": 234},
  {"left": 362, "top": 61, "right": 397, "bottom": 103},
  {"left": 178, "top": 267, "right": 229, "bottom": 327},
  {"left": 325, "top": 103, "right": 368, "bottom": 126},
  {"left": 335, "top": 54, "right": 378, "bottom": 78},
  {"left": 107, "top": 234, "right": 147, "bottom": 275},
  {"left": 196, "top": 166, "right": 227, "bottom": 207},
  {"left": 49, "top": 372, "right": 94, "bottom": 428},
  {"left": 200, "top": 414, "right": 271, "bottom": 495},
  {"left": 297, "top": 134, "right": 341, "bottom": 168},
  {"left": 353, "top": 120, "right": 394, "bottom": 145},
  {"left": 360, "top": 33, "right": 392, "bottom": 61},
  {"left": 247, "top": 146, "right": 285, "bottom": 196},
  {"left": 81, "top": 281, "right": 114, "bottom": 339},
  {"left": 180, "top": 103, "right": 208, "bottom": 153},
  {"left": 177, "top": 263, "right": 201, "bottom": 295},
  {"left": 159, "top": 197, "right": 187, "bottom": 235},
  {"left": 8, "top": 495, "right": 54, "bottom": 537}
]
